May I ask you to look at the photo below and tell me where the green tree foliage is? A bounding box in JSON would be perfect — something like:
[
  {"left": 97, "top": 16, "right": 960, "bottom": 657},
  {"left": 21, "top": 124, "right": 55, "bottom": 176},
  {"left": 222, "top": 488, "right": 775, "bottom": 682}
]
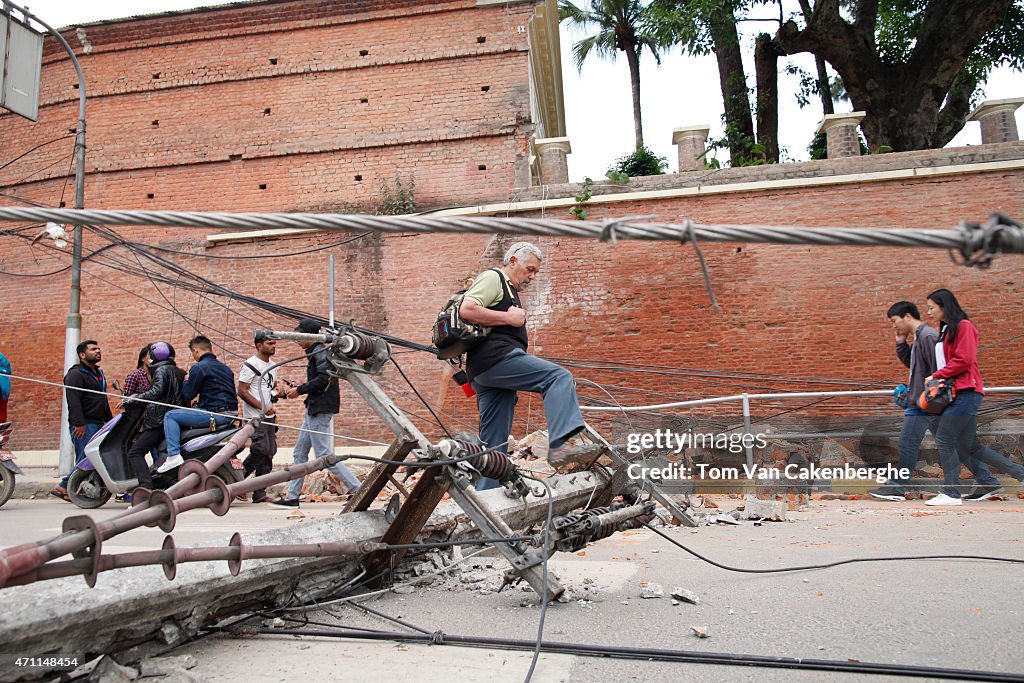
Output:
[
  {"left": 776, "top": 0, "right": 1024, "bottom": 151},
  {"left": 609, "top": 145, "right": 669, "bottom": 175},
  {"left": 559, "top": 0, "right": 665, "bottom": 149}
]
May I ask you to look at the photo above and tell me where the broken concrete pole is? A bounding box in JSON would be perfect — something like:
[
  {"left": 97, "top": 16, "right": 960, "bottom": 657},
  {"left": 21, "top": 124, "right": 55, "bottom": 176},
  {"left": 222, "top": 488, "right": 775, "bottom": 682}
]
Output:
[{"left": 0, "top": 472, "right": 602, "bottom": 682}]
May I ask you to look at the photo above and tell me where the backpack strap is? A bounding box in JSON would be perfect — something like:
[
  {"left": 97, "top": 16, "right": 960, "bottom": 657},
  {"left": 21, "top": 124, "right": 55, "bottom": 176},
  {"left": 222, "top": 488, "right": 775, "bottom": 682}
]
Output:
[
  {"left": 243, "top": 361, "right": 273, "bottom": 387},
  {"left": 491, "top": 268, "right": 515, "bottom": 303}
]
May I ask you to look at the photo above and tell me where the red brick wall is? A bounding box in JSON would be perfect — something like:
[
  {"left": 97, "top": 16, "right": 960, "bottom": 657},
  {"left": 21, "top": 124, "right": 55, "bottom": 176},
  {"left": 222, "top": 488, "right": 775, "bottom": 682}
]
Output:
[
  {"left": 3, "top": 158, "right": 1023, "bottom": 449},
  {"left": 2, "top": 0, "right": 534, "bottom": 200}
]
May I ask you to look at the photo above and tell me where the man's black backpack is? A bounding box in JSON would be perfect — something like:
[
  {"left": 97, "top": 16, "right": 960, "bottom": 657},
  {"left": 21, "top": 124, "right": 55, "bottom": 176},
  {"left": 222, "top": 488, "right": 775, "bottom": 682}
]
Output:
[{"left": 431, "top": 269, "right": 511, "bottom": 360}]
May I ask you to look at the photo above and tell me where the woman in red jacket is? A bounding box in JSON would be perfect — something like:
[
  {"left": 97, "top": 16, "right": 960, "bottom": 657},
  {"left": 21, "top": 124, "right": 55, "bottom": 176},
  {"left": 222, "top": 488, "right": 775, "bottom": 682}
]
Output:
[{"left": 924, "top": 289, "right": 1024, "bottom": 506}]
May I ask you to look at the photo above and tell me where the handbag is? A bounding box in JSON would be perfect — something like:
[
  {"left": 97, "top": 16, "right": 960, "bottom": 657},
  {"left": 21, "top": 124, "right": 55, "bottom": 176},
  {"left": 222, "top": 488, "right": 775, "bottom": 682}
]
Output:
[{"left": 918, "top": 378, "right": 956, "bottom": 415}]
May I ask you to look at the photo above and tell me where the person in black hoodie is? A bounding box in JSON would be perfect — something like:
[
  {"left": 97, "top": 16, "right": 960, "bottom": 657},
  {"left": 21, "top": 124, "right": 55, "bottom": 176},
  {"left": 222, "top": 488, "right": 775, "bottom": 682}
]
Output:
[
  {"left": 124, "top": 342, "right": 185, "bottom": 490},
  {"left": 52, "top": 340, "right": 113, "bottom": 500},
  {"left": 269, "top": 318, "right": 360, "bottom": 509}
]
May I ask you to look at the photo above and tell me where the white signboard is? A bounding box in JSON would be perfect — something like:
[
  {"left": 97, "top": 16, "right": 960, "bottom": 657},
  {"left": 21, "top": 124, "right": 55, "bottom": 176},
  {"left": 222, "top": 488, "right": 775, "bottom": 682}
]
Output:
[{"left": 1, "top": 13, "right": 44, "bottom": 121}]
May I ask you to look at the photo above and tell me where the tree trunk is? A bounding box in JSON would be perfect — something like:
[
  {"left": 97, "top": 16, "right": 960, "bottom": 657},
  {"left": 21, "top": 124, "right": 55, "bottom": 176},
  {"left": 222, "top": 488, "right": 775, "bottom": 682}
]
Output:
[
  {"left": 708, "top": 7, "right": 754, "bottom": 162},
  {"left": 625, "top": 45, "right": 644, "bottom": 149},
  {"left": 812, "top": 56, "right": 834, "bottom": 116},
  {"left": 754, "top": 33, "right": 783, "bottom": 162},
  {"left": 795, "top": 0, "right": 833, "bottom": 116}
]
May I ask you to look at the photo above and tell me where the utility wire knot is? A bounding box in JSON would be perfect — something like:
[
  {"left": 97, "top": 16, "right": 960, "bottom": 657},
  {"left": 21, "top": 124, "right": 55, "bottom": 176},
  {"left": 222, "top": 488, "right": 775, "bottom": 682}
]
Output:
[
  {"left": 951, "top": 213, "right": 1024, "bottom": 269},
  {"left": 429, "top": 630, "right": 446, "bottom": 645},
  {"left": 680, "top": 220, "right": 722, "bottom": 312},
  {"left": 597, "top": 215, "right": 655, "bottom": 245}
]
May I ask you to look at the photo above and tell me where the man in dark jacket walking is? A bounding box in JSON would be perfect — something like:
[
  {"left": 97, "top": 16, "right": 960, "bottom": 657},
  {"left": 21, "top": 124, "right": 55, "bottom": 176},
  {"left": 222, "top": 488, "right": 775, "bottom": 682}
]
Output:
[
  {"left": 52, "top": 340, "right": 113, "bottom": 500},
  {"left": 157, "top": 335, "right": 237, "bottom": 473},
  {"left": 270, "top": 318, "right": 360, "bottom": 508},
  {"left": 125, "top": 342, "right": 185, "bottom": 489}
]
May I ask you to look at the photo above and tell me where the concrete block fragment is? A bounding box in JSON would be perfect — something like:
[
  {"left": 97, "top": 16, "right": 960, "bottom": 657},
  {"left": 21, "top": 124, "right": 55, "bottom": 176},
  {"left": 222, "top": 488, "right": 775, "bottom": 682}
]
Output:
[
  {"left": 639, "top": 581, "right": 663, "bottom": 599},
  {"left": 139, "top": 655, "right": 198, "bottom": 677},
  {"left": 670, "top": 588, "right": 699, "bottom": 604},
  {"left": 88, "top": 656, "right": 138, "bottom": 682},
  {"left": 741, "top": 496, "right": 787, "bottom": 521}
]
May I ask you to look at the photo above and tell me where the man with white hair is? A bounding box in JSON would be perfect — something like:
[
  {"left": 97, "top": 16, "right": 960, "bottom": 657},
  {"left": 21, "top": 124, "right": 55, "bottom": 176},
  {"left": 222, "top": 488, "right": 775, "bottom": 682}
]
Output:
[{"left": 459, "top": 242, "right": 594, "bottom": 489}]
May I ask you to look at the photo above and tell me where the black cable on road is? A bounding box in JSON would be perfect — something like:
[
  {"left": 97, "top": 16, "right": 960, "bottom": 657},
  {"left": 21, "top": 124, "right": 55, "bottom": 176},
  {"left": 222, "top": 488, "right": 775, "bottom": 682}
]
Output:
[
  {"left": 245, "top": 626, "right": 1024, "bottom": 681},
  {"left": 644, "top": 522, "right": 1024, "bottom": 572}
]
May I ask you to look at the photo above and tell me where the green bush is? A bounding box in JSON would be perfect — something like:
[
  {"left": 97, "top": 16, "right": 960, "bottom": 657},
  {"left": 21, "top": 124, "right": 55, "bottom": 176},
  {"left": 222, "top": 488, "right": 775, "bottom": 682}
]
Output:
[
  {"left": 376, "top": 173, "right": 415, "bottom": 215},
  {"left": 609, "top": 145, "right": 668, "bottom": 177}
]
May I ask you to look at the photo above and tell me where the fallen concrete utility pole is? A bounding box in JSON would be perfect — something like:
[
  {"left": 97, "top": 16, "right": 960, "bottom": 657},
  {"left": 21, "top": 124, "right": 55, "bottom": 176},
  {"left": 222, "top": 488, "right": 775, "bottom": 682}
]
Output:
[
  {"left": 261, "top": 327, "right": 693, "bottom": 601},
  {"left": 0, "top": 472, "right": 604, "bottom": 683}
]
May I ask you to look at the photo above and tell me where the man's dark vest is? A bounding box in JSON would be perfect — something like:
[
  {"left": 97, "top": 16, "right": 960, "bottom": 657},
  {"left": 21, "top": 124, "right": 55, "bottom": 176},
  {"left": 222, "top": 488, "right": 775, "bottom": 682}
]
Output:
[{"left": 466, "top": 269, "right": 528, "bottom": 380}]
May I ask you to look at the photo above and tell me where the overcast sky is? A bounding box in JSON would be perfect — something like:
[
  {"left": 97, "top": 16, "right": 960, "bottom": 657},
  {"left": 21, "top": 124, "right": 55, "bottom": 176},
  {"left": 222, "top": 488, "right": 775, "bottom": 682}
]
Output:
[{"left": 16, "top": 0, "right": 1024, "bottom": 182}]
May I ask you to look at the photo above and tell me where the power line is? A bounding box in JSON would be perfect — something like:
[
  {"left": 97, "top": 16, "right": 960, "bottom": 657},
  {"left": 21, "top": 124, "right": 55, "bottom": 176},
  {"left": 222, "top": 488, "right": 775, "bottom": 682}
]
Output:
[
  {"left": 0, "top": 134, "right": 74, "bottom": 173},
  {"left": 0, "top": 206, "right": 1021, "bottom": 266}
]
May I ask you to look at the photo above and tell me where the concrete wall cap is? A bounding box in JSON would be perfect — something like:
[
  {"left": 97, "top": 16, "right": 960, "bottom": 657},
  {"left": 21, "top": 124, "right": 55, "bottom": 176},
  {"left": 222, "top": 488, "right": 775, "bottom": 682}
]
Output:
[
  {"left": 816, "top": 111, "right": 866, "bottom": 134},
  {"left": 534, "top": 136, "right": 572, "bottom": 154},
  {"left": 672, "top": 125, "right": 712, "bottom": 143},
  {"left": 968, "top": 97, "right": 1024, "bottom": 121}
]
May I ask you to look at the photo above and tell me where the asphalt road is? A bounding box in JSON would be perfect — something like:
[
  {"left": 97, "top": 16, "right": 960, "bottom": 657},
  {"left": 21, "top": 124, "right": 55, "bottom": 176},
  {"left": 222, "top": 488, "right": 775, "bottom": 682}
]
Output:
[{"left": 3, "top": 497, "right": 1023, "bottom": 682}]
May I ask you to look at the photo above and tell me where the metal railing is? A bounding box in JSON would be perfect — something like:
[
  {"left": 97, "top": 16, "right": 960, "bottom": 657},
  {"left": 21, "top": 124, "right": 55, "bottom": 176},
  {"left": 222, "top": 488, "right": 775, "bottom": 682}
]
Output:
[{"left": 581, "top": 386, "right": 1024, "bottom": 468}]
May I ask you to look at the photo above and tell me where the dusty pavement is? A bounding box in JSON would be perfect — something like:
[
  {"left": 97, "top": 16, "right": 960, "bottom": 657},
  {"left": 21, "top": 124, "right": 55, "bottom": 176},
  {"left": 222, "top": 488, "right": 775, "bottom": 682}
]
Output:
[{"left": 6, "top": 496, "right": 1019, "bottom": 682}]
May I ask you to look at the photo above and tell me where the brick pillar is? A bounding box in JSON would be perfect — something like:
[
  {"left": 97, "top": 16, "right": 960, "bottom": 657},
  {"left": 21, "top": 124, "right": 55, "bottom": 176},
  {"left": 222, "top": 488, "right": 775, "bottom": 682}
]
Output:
[
  {"left": 534, "top": 137, "right": 571, "bottom": 184},
  {"left": 672, "top": 125, "right": 710, "bottom": 172},
  {"left": 514, "top": 152, "right": 534, "bottom": 188},
  {"left": 968, "top": 97, "right": 1024, "bottom": 144},
  {"left": 816, "top": 111, "right": 866, "bottom": 159}
]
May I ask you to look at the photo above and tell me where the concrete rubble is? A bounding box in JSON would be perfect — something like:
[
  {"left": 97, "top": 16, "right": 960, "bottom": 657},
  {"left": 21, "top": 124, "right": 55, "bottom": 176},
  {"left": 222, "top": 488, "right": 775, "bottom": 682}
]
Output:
[
  {"left": 639, "top": 581, "right": 664, "bottom": 599},
  {"left": 671, "top": 587, "right": 700, "bottom": 604},
  {"left": 739, "top": 496, "right": 788, "bottom": 521}
]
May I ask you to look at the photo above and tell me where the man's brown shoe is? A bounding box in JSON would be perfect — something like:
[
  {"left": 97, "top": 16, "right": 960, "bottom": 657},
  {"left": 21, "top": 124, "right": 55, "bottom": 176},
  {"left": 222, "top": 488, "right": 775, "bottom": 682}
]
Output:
[
  {"left": 547, "top": 443, "right": 605, "bottom": 470},
  {"left": 49, "top": 485, "right": 70, "bottom": 502}
]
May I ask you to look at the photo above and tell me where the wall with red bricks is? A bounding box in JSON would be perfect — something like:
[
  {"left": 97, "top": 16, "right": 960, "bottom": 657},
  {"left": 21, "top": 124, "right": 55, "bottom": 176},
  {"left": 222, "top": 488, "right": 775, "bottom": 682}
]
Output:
[{"left": 1, "top": 0, "right": 1021, "bottom": 452}]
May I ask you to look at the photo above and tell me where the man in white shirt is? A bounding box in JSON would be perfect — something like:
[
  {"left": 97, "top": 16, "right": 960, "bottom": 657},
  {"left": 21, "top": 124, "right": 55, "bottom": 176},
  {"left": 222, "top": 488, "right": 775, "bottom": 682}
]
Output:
[{"left": 237, "top": 331, "right": 279, "bottom": 503}]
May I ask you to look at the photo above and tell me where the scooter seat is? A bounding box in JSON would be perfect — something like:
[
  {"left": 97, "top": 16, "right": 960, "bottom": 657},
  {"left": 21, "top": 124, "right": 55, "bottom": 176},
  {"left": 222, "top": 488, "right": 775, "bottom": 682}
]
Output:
[{"left": 180, "top": 422, "right": 235, "bottom": 441}]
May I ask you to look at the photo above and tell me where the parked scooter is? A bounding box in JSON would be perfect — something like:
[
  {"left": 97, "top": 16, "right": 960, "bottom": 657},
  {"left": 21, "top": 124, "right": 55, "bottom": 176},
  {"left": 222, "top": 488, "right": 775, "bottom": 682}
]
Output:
[
  {"left": 66, "top": 407, "right": 244, "bottom": 509},
  {"left": 0, "top": 421, "right": 21, "bottom": 508}
]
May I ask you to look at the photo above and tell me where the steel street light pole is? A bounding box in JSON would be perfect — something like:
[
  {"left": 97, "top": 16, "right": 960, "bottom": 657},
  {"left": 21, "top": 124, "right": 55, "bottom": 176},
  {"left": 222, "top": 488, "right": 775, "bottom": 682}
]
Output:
[{"left": 6, "top": 1, "right": 88, "bottom": 475}]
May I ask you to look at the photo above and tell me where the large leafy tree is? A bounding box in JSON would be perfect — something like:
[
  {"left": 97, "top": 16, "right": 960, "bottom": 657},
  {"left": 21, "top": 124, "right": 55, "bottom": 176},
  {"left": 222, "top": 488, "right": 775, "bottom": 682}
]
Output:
[
  {"left": 559, "top": 0, "right": 665, "bottom": 149},
  {"left": 776, "top": 0, "right": 1024, "bottom": 151}
]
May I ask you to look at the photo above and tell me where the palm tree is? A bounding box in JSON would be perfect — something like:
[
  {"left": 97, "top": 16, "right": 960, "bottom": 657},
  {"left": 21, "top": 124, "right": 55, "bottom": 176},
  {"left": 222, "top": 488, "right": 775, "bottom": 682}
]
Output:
[{"left": 559, "top": 0, "right": 663, "bottom": 149}]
